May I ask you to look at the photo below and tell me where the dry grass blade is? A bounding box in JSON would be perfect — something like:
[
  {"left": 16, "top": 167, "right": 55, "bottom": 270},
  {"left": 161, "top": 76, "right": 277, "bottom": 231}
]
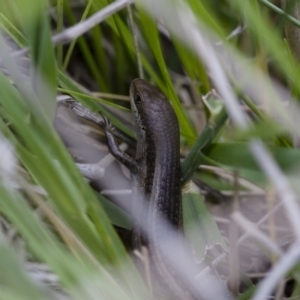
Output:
[{"left": 53, "top": 0, "right": 134, "bottom": 46}]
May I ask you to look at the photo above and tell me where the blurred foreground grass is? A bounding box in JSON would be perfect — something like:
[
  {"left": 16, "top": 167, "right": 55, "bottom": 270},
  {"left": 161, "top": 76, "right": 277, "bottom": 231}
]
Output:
[{"left": 0, "top": 0, "right": 300, "bottom": 299}]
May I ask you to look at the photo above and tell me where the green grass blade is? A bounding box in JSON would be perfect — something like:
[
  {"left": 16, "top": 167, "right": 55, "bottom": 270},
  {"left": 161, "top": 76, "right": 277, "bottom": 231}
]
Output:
[
  {"left": 183, "top": 192, "right": 228, "bottom": 261},
  {"left": 181, "top": 107, "right": 228, "bottom": 183},
  {"left": 13, "top": 0, "right": 57, "bottom": 122},
  {"left": 135, "top": 5, "right": 196, "bottom": 141}
]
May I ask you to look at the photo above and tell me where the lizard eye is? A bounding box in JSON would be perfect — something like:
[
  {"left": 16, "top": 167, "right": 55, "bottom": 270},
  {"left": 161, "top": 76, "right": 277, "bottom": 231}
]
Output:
[{"left": 134, "top": 93, "right": 142, "bottom": 103}]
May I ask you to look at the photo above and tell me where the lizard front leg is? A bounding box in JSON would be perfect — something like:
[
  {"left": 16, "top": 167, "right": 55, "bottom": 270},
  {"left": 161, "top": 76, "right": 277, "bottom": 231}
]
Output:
[{"left": 102, "top": 115, "right": 138, "bottom": 174}]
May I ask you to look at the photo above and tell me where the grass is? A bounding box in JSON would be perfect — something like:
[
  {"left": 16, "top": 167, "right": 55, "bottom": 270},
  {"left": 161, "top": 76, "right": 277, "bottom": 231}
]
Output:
[{"left": 0, "top": 0, "right": 300, "bottom": 299}]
